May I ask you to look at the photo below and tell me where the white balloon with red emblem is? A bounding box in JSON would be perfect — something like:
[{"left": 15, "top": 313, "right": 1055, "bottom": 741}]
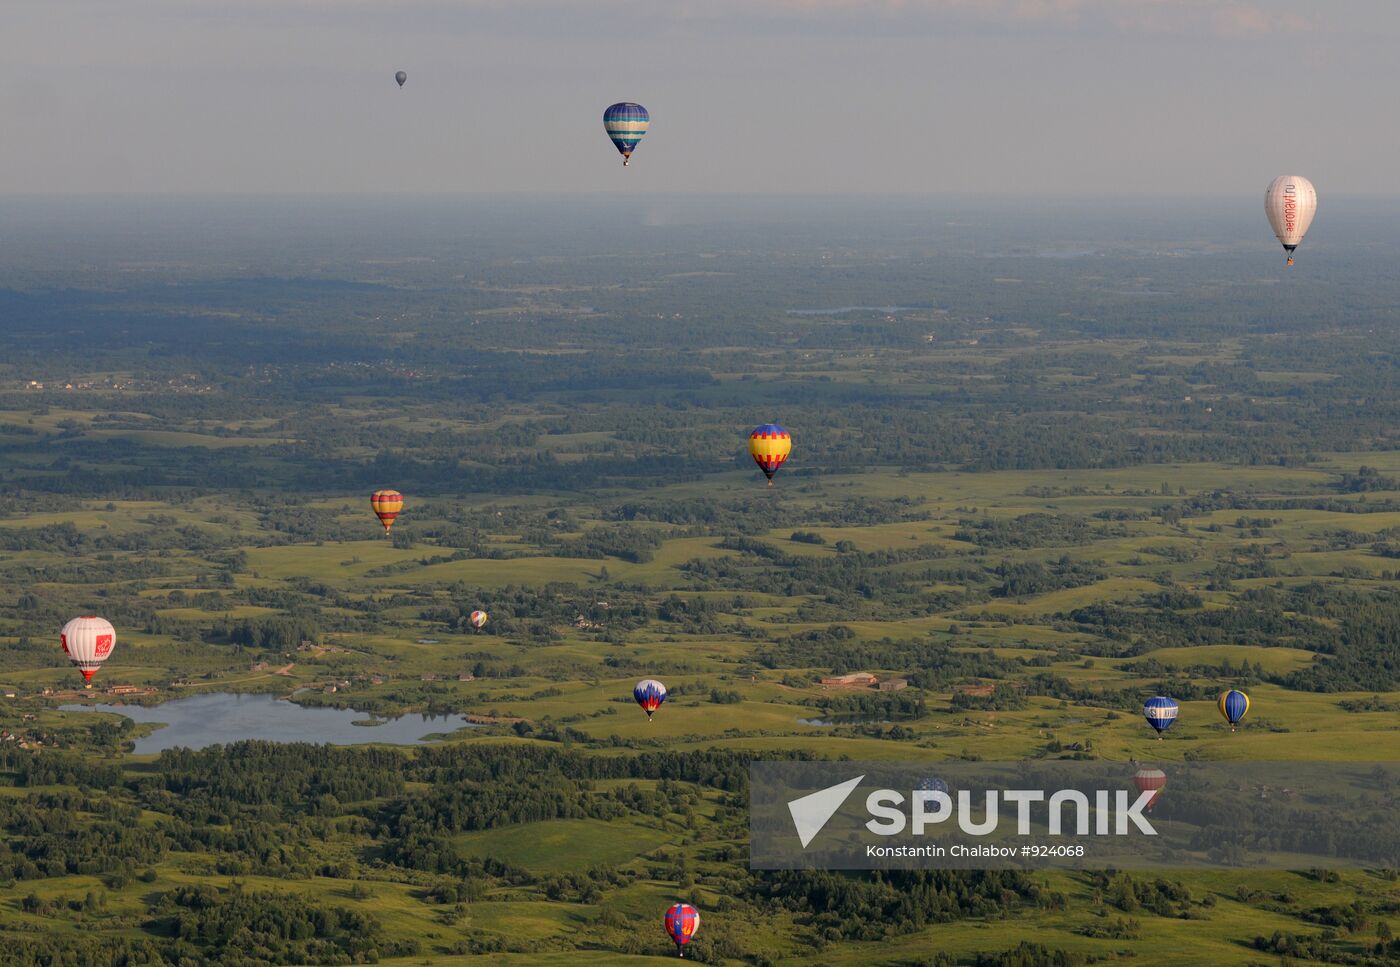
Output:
[
  {"left": 1264, "top": 175, "right": 1317, "bottom": 266},
  {"left": 61, "top": 616, "right": 116, "bottom": 687}
]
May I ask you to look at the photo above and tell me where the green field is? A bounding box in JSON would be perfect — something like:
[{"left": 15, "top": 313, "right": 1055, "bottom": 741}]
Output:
[{"left": 3, "top": 449, "right": 1400, "bottom": 964}]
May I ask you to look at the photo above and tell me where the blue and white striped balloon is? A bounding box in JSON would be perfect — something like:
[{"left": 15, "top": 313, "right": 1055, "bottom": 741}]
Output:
[
  {"left": 603, "top": 102, "right": 649, "bottom": 166},
  {"left": 1143, "top": 696, "right": 1179, "bottom": 737}
]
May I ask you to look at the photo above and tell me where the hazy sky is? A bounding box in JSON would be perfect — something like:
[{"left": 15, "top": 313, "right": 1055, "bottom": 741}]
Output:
[{"left": 4, "top": 1, "right": 1398, "bottom": 195}]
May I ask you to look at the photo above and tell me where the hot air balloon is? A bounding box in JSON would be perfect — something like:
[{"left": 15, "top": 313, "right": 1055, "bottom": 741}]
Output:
[
  {"left": 749, "top": 423, "right": 791, "bottom": 487},
  {"left": 395, "top": 71, "right": 407, "bottom": 88},
  {"left": 634, "top": 679, "right": 666, "bottom": 720},
  {"left": 1218, "top": 689, "right": 1249, "bottom": 731},
  {"left": 370, "top": 490, "right": 403, "bottom": 536},
  {"left": 603, "top": 102, "right": 649, "bottom": 166},
  {"left": 61, "top": 616, "right": 115, "bottom": 688},
  {"left": 663, "top": 902, "right": 700, "bottom": 957},
  {"left": 1133, "top": 766, "right": 1167, "bottom": 811},
  {"left": 1143, "top": 696, "right": 1179, "bottom": 739},
  {"left": 1265, "top": 175, "right": 1317, "bottom": 266},
  {"left": 469, "top": 610, "right": 488, "bottom": 631},
  {"left": 916, "top": 777, "right": 948, "bottom": 797}
]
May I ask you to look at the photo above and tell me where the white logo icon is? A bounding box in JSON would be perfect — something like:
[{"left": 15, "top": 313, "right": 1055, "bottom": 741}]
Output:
[{"left": 787, "top": 775, "right": 864, "bottom": 848}]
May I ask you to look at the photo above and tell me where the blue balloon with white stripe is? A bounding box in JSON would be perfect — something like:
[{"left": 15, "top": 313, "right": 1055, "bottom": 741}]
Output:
[
  {"left": 917, "top": 777, "right": 948, "bottom": 794},
  {"left": 603, "top": 102, "right": 649, "bottom": 166},
  {"left": 1143, "top": 696, "right": 1179, "bottom": 737}
]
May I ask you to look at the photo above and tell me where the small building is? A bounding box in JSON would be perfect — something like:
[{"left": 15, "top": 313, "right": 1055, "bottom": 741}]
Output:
[
  {"left": 878, "top": 678, "right": 909, "bottom": 692},
  {"left": 421, "top": 673, "right": 437, "bottom": 682},
  {"left": 458, "top": 673, "right": 475, "bottom": 682},
  {"left": 104, "top": 684, "right": 150, "bottom": 696},
  {"left": 820, "top": 672, "right": 880, "bottom": 688}
]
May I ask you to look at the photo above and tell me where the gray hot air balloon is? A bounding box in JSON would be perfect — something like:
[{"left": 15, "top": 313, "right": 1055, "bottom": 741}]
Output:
[{"left": 395, "top": 71, "right": 407, "bottom": 88}]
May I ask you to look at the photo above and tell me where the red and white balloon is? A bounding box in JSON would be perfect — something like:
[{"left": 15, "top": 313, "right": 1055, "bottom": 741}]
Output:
[{"left": 61, "top": 616, "right": 116, "bottom": 687}]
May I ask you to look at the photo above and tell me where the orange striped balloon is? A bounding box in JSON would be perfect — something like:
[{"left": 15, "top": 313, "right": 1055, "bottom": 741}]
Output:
[{"left": 370, "top": 490, "right": 404, "bottom": 535}]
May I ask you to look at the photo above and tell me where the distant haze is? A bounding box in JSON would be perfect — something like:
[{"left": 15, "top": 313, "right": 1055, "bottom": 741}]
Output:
[{"left": 2, "top": 1, "right": 1398, "bottom": 195}]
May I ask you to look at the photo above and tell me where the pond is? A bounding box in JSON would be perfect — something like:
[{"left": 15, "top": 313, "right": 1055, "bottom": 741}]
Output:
[{"left": 61, "top": 692, "right": 479, "bottom": 754}]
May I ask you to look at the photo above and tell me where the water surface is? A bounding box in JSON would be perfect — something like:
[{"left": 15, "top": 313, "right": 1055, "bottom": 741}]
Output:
[{"left": 62, "top": 692, "right": 477, "bottom": 753}]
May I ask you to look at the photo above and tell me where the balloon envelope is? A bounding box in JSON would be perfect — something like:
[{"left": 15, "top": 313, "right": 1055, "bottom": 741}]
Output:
[
  {"left": 61, "top": 616, "right": 115, "bottom": 683},
  {"left": 634, "top": 679, "right": 667, "bottom": 719},
  {"left": 603, "top": 102, "right": 649, "bottom": 165},
  {"left": 664, "top": 903, "right": 700, "bottom": 948},
  {"left": 1142, "top": 696, "right": 1179, "bottom": 735},
  {"left": 370, "top": 490, "right": 404, "bottom": 534},
  {"left": 1264, "top": 175, "right": 1316, "bottom": 263},
  {"left": 395, "top": 71, "right": 407, "bottom": 87},
  {"left": 469, "top": 610, "right": 488, "bottom": 630},
  {"left": 917, "top": 777, "right": 948, "bottom": 794},
  {"left": 1218, "top": 689, "right": 1249, "bottom": 727},
  {"left": 1133, "top": 767, "right": 1167, "bottom": 810},
  {"left": 749, "top": 423, "right": 792, "bottom": 485}
]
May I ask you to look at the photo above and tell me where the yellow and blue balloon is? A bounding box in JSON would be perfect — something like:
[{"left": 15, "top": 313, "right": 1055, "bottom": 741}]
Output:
[{"left": 1218, "top": 689, "right": 1249, "bottom": 732}]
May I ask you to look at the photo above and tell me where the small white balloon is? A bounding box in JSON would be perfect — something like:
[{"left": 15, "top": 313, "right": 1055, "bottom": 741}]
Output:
[{"left": 1264, "top": 175, "right": 1317, "bottom": 265}]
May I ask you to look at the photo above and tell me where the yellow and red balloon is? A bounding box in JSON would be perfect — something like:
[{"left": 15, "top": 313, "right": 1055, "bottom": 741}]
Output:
[
  {"left": 370, "top": 490, "right": 404, "bottom": 535},
  {"left": 749, "top": 423, "right": 791, "bottom": 487}
]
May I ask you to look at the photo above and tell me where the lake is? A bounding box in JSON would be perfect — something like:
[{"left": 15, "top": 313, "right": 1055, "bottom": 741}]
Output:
[{"left": 61, "top": 692, "right": 478, "bottom": 754}]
